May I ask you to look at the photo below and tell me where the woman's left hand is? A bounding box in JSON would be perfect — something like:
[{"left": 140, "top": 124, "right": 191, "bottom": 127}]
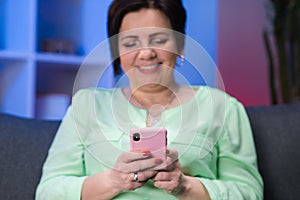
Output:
[{"left": 152, "top": 149, "right": 185, "bottom": 195}]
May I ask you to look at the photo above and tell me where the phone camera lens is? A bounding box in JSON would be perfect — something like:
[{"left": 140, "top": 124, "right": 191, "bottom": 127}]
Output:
[{"left": 133, "top": 133, "right": 140, "bottom": 141}]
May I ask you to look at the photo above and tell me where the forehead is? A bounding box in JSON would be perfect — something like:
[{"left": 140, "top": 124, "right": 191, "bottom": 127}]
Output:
[
  {"left": 119, "top": 8, "right": 172, "bottom": 33},
  {"left": 118, "top": 27, "right": 173, "bottom": 40}
]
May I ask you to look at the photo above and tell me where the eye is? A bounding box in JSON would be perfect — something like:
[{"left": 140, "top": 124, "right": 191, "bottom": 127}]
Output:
[
  {"left": 120, "top": 38, "right": 141, "bottom": 49},
  {"left": 122, "top": 41, "right": 137, "bottom": 48},
  {"left": 151, "top": 38, "right": 168, "bottom": 46}
]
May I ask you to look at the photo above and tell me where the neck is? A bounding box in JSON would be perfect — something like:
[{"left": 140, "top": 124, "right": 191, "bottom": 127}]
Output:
[{"left": 127, "top": 84, "right": 179, "bottom": 110}]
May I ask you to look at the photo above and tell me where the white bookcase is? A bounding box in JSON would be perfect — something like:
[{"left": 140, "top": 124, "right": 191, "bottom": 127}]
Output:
[
  {"left": 0, "top": 0, "right": 114, "bottom": 119},
  {"left": 0, "top": 0, "right": 217, "bottom": 119}
]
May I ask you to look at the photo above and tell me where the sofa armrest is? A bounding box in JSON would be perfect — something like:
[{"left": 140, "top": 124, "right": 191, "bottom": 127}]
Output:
[
  {"left": 246, "top": 103, "right": 300, "bottom": 200},
  {"left": 0, "top": 113, "right": 60, "bottom": 200}
]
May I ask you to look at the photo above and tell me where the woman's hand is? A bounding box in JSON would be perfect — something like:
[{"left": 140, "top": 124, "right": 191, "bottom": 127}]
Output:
[
  {"left": 152, "top": 149, "right": 211, "bottom": 200},
  {"left": 152, "top": 149, "right": 185, "bottom": 194},
  {"left": 82, "top": 150, "right": 163, "bottom": 200},
  {"left": 109, "top": 150, "right": 163, "bottom": 192}
]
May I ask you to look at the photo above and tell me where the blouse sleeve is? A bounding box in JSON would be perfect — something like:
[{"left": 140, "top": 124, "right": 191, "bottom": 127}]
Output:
[
  {"left": 35, "top": 92, "right": 88, "bottom": 200},
  {"left": 199, "top": 98, "right": 264, "bottom": 200}
]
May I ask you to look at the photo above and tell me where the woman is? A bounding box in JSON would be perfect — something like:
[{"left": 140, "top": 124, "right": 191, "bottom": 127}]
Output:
[{"left": 36, "top": 0, "right": 263, "bottom": 199}]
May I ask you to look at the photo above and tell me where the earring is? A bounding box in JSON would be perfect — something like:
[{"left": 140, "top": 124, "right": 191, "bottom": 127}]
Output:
[{"left": 180, "top": 55, "right": 184, "bottom": 67}]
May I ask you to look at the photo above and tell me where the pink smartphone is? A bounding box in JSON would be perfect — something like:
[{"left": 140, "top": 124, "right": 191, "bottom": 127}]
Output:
[{"left": 130, "top": 127, "right": 167, "bottom": 160}]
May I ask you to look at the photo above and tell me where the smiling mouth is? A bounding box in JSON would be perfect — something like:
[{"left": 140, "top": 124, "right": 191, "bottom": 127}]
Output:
[
  {"left": 138, "top": 63, "right": 162, "bottom": 73},
  {"left": 139, "top": 64, "right": 158, "bottom": 70}
]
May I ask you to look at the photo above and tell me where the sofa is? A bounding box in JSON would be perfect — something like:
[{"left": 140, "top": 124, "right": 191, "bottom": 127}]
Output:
[{"left": 0, "top": 103, "right": 299, "bottom": 200}]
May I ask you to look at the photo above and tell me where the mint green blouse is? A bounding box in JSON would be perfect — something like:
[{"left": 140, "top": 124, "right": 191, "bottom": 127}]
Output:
[{"left": 36, "top": 86, "right": 263, "bottom": 200}]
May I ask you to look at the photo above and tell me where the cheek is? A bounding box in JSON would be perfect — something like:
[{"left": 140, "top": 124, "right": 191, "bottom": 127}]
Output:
[
  {"left": 158, "top": 51, "right": 177, "bottom": 67},
  {"left": 119, "top": 51, "right": 137, "bottom": 72}
]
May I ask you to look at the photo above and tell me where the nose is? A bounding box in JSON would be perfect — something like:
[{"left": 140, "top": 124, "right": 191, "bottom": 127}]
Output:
[{"left": 138, "top": 48, "right": 156, "bottom": 60}]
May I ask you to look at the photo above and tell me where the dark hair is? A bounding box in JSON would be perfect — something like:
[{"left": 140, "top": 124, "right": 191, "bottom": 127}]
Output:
[{"left": 107, "top": 0, "right": 187, "bottom": 76}]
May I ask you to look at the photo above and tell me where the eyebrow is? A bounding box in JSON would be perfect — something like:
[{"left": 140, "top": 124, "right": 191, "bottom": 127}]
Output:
[
  {"left": 120, "top": 35, "right": 138, "bottom": 42},
  {"left": 120, "top": 31, "right": 170, "bottom": 42},
  {"left": 149, "top": 32, "right": 169, "bottom": 38}
]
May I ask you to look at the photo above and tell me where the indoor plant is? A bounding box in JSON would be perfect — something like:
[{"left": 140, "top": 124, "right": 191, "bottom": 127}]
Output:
[{"left": 263, "top": 0, "right": 300, "bottom": 104}]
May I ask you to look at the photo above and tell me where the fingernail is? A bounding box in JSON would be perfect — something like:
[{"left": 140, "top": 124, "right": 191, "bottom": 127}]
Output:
[
  {"left": 142, "top": 150, "right": 151, "bottom": 156},
  {"left": 155, "top": 158, "right": 163, "bottom": 164}
]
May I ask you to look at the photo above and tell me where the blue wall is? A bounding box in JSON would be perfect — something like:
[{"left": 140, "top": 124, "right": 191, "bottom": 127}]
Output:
[{"left": 180, "top": 0, "right": 217, "bottom": 86}]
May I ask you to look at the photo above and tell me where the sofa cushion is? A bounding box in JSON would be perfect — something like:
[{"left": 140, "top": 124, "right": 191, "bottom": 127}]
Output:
[
  {"left": 246, "top": 103, "right": 300, "bottom": 200},
  {"left": 0, "top": 113, "right": 60, "bottom": 200},
  {"left": 1, "top": 103, "right": 299, "bottom": 200}
]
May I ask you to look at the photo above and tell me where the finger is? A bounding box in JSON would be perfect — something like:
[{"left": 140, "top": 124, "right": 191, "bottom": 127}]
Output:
[
  {"left": 156, "top": 149, "right": 179, "bottom": 170},
  {"left": 118, "top": 150, "right": 151, "bottom": 163},
  {"left": 153, "top": 171, "right": 172, "bottom": 182},
  {"left": 130, "top": 171, "right": 158, "bottom": 182},
  {"left": 153, "top": 178, "right": 179, "bottom": 192},
  {"left": 128, "top": 157, "right": 163, "bottom": 172},
  {"left": 153, "top": 173, "right": 184, "bottom": 193},
  {"left": 153, "top": 164, "right": 182, "bottom": 182},
  {"left": 154, "top": 156, "right": 177, "bottom": 171},
  {"left": 123, "top": 179, "right": 144, "bottom": 191},
  {"left": 153, "top": 180, "right": 175, "bottom": 190},
  {"left": 166, "top": 149, "right": 178, "bottom": 161},
  {"left": 123, "top": 171, "right": 158, "bottom": 191}
]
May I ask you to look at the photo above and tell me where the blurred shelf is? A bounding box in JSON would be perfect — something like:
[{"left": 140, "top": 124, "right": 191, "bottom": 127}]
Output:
[
  {"left": 36, "top": 52, "right": 85, "bottom": 65},
  {"left": 0, "top": 50, "right": 29, "bottom": 61},
  {"left": 0, "top": 0, "right": 112, "bottom": 119}
]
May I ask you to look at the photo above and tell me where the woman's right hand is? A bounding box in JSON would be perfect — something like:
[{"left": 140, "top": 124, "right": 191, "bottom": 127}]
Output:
[
  {"left": 109, "top": 150, "right": 163, "bottom": 191},
  {"left": 82, "top": 150, "right": 163, "bottom": 200}
]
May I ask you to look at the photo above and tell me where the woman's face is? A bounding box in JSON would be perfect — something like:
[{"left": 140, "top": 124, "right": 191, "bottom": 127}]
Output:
[{"left": 118, "top": 9, "right": 180, "bottom": 91}]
